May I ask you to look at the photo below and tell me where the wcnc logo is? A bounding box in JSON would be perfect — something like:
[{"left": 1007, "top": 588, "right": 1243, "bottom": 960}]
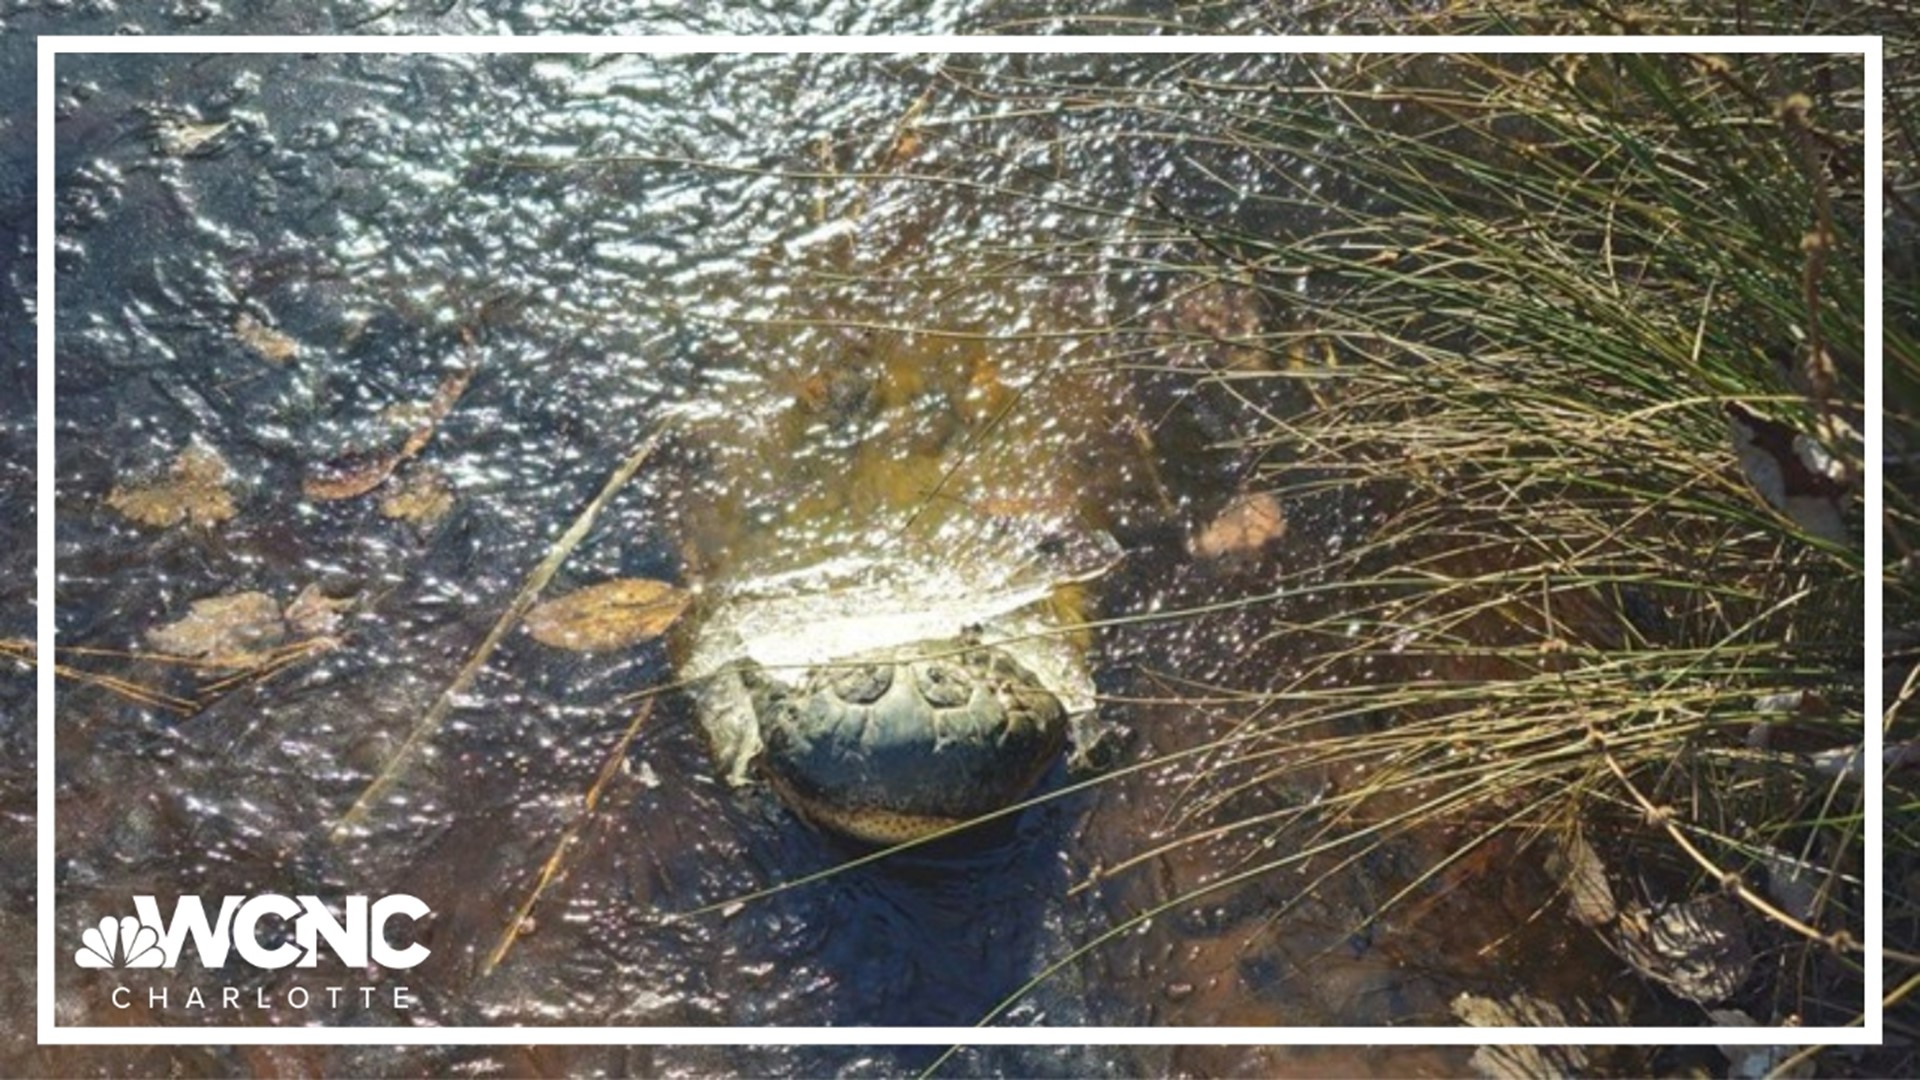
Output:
[{"left": 74, "top": 895, "right": 431, "bottom": 971}]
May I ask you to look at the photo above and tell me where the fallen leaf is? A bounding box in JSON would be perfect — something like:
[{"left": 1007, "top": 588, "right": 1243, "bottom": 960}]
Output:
[
  {"left": 524, "top": 579, "right": 691, "bottom": 652},
  {"left": 283, "top": 584, "right": 351, "bottom": 638},
  {"left": 379, "top": 466, "right": 456, "bottom": 530},
  {"left": 107, "top": 443, "right": 237, "bottom": 529},
  {"left": 1544, "top": 831, "right": 1617, "bottom": 927},
  {"left": 1615, "top": 894, "right": 1752, "bottom": 1004},
  {"left": 1751, "top": 688, "right": 1831, "bottom": 717},
  {"left": 306, "top": 365, "right": 473, "bottom": 502},
  {"left": 1190, "top": 491, "right": 1286, "bottom": 560},
  {"left": 235, "top": 313, "right": 300, "bottom": 364},
  {"left": 1467, "top": 1044, "right": 1577, "bottom": 1080},
  {"left": 1752, "top": 846, "right": 1825, "bottom": 923},
  {"left": 1708, "top": 1009, "right": 1816, "bottom": 1079},
  {"left": 154, "top": 116, "right": 232, "bottom": 157},
  {"left": 146, "top": 591, "right": 287, "bottom": 668},
  {"left": 1804, "top": 739, "right": 1920, "bottom": 788},
  {"left": 304, "top": 448, "right": 405, "bottom": 502},
  {"left": 1154, "top": 280, "right": 1268, "bottom": 372},
  {"left": 1452, "top": 993, "right": 1588, "bottom": 1078}
]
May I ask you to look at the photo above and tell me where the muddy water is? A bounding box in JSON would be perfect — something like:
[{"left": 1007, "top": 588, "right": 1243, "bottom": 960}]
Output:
[{"left": 24, "top": 44, "right": 1651, "bottom": 1078}]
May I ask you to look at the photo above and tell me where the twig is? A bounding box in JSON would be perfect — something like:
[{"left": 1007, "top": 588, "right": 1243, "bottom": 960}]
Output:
[
  {"left": 1588, "top": 719, "right": 1855, "bottom": 953},
  {"left": 304, "top": 330, "right": 479, "bottom": 502},
  {"left": 330, "top": 425, "right": 669, "bottom": 840},
  {"left": 4, "top": 638, "right": 201, "bottom": 714},
  {"left": 480, "top": 698, "right": 654, "bottom": 977},
  {"left": 1779, "top": 92, "right": 1859, "bottom": 488}
]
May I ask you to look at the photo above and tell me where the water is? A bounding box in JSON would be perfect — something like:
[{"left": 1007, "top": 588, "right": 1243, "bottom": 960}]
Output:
[{"left": 19, "top": 39, "right": 1646, "bottom": 1078}]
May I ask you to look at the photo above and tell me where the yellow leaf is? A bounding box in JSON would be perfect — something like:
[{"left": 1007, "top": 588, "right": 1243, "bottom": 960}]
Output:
[{"left": 524, "top": 579, "right": 690, "bottom": 652}]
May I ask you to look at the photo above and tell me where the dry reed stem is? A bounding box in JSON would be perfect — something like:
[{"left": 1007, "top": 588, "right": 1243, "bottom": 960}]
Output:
[
  {"left": 332, "top": 425, "right": 668, "bottom": 840},
  {"left": 482, "top": 698, "right": 654, "bottom": 977}
]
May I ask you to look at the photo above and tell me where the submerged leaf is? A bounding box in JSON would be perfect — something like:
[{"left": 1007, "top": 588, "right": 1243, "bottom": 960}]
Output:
[
  {"left": 1152, "top": 279, "right": 1269, "bottom": 372},
  {"left": 284, "top": 584, "right": 352, "bottom": 638},
  {"left": 1453, "top": 993, "right": 1588, "bottom": 1078},
  {"left": 1709, "top": 1009, "right": 1816, "bottom": 1079},
  {"left": 304, "top": 448, "right": 404, "bottom": 502},
  {"left": 1615, "top": 895, "right": 1752, "bottom": 1004},
  {"left": 106, "top": 443, "right": 237, "bottom": 529},
  {"left": 379, "top": 466, "right": 456, "bottom": 530},
  {"left": 153, "top": 115, "right": 232, "bottom": 157},
  {"left": 306, "top": 365, "right": 474, "bottom": 502},
  {"left": 525, "top": 579, "right": 691, "bottom": 652},
  {"left": 1190, "top": 491, "right": 1287, "bottom": 560},
  {"left": 234, "top": 313, "right": 300, "bottom": 364},
  {"left": 1753, "top": 846, "right": 1824, "bottom": 923},
  {"left": 1544, "top": 832, "right": 1617, "bottom": 927},
  {"left": 145, "top": 591, "right": 287, "bottom": 668}
]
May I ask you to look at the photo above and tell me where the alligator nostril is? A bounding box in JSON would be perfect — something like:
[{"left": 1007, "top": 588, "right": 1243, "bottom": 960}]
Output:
[
  {"left": 912, "top": 661, "right": 972, "bottom": 708},
  {"left": 827, "top": 663, "right": 893, "bottom": 704}
]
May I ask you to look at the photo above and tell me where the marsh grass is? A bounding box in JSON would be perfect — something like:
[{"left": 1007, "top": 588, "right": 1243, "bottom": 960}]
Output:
[
  {"left": 665, "top": 43, "right": 1882, "bottom": 1047},
  {"left": 1283, "top": 0, "right": 1917, "bottom": 1057},
  {"left": 1112, "top": 48, "right": 1879, "bottom": 1037},
  {"left": 1110, "top": 49, "right": 1873, "bottom": 1028},
  {"left": 787, "top": 45, "right": 1882, "bottom": 1050}
]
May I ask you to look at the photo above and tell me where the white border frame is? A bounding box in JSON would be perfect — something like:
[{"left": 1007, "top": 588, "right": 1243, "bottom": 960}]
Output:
[{"left": 36, "top": 34, "right": 1883, "bottom": 1048}]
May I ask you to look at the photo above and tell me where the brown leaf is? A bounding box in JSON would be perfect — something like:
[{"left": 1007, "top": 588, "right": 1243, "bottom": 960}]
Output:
[
  {"left": 378, "top": 466, "right": 456, "bottom": 529},
  {"left": 283, "top": 584, "right": 351, "bottom": 638},
  {"left": 234, "top": 313, "right": 299, "bottom": 364},
  {"left": 306, "top": 365, "right": 473, "bottom": 502},
  {"left": 524, "top": 579, "right": 691, "bottom": 652},
  {"left": 107, "top": 443, "right": 237, "bottom": 528},
  {"left": 1544, "top": 831, "right": 1617, "bottom": 927},
  {"left": 145, "top": 591, "right": 287, "bottom": 668},
  {"left": 1190, "top": 491, "right": 1286, "bottom": 560},
  {"left": 303, "top": 448, "right": 404, "bottom": 502},
  {"left": 1153, "top": 280, "right": 1269, "bottom": 372}
]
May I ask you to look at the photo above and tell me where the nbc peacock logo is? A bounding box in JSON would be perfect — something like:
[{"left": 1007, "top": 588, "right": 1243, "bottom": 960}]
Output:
[
  {"left": 75, "top": 915, "right": 166, "bottom": 969},
  {"left": 72, "top": 895, "right": 432, "bottom": 973}
]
